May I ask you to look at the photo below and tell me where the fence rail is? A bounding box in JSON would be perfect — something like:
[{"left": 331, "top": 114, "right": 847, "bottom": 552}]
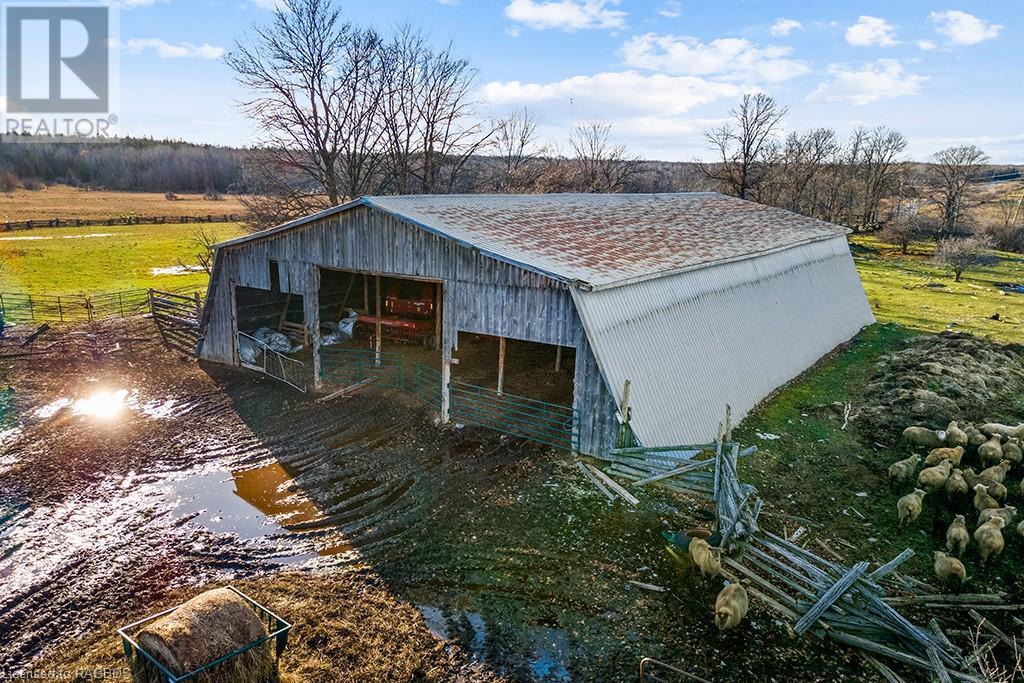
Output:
[
  {"left": 2, "top": 214, "right": 242, "bottom": 231},
  {"left": 0, "top": 287, "right": 203, "bottom": 324},
  {"left": 449, "top": 381, "right": 577, "bottom": 451},
  {"left": 318, "top": 346, "right": 575, "bottom": 451},
  {"left": 238, "top": 331, "right": 306, "bottom": 393}
]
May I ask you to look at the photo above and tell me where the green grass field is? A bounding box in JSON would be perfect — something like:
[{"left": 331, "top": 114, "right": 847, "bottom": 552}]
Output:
[
  {"left": 852, "top": 235, "right": 1024, "bottom": 344},
  {"left": 0, "top": 222, "right": 244, "bottom": 295}
]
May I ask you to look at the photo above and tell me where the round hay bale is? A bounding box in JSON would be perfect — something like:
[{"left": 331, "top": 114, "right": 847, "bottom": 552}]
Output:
[{"left": 135, "top": 588, "right": 272, "bottom": 682}]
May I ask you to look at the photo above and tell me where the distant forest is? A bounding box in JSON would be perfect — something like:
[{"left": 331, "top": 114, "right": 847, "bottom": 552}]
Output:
[{"left": 0, "top": 138, "right": 250, "bottom": 194}]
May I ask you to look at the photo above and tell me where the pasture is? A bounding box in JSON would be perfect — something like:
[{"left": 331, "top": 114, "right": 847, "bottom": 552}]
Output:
[
  {"left": 0, "top": 185, "right": 246, "bottom": 222},
  {"left": 0, "top": 221, "right": 244, "bottom": 294}
]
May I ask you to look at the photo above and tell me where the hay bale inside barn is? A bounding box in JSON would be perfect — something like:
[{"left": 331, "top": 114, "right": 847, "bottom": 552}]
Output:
[{"left": 198, "top": 193, "right": 874, "bottom": 455}]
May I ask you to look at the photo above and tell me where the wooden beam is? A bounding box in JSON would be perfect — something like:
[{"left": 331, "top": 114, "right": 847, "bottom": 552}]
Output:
[
  {"left": 497, "top": 336, "right": 506, "bottom": 395},
  {"left": 363, "top": 273, "right": 369, "bottom": 313},
  {"left": 440, "top": 359, "right": 451, "bottom": 424},
  {"left": 374, "top": 273, "right": 382, "bottom": 367},
  {"left": 433, "top": 281, "right": 442, "bottom": 351},
  {"left": 554, "top": 345, "right": 562, "bottom": 372},
  {"left": 341, "top": 271, "right": 357, "bottom": 315}
]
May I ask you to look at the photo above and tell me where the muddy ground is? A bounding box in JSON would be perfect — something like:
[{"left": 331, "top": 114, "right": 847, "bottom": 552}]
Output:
[{"left": 2, "top": 319, "right": 898, "bottom": 681}]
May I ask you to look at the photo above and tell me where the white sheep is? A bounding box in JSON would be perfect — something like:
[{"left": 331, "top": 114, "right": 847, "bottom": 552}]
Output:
[
  {"left": 924, "top": 446, "right": 964, "bottom": 467},
  {"left": 933, "top": 551, "right": 968, "bottom": 587},
  {"left": 978, "top": 505, "right": 1017, "bottom": 528},
  {"left": 688, "top": 538, "right": 721, "bottom": 579},
  {"left": 714, "top": 582, "right": 749, "bottom": 631},
  {"left": 946, "top": 515, "right": 970, "bottom": 556},
  {"left": 978, "top": 434, "right": 1005, "bottom": 467},
  {"left": 945, "top": 421, "right": 968, "bottom": 448},
  {"left": 973, "top": 484, "right": 1000, "bottom": 513},
  {"left": 903, "top": 426, "right": 946, "bottom": 449},
  {"left": 897, "top": 489, "right": 927, "bottom": 527},
  {"left": 979, "top": 460, "right": 1011, "bottom": 484},
  {"left": 974, "top": 517, "right": 1006, "bottom": 565},
  {"left": 945, "top": 469, "right": 969, "bottom": 499},
  {"left": 916, "top": 459, "right": 952, "bottom": 492},
  {"left": 979, "top": 423, "right": 1024, "bottom": 440},
  {"left": 1002, "top": 438, "right": 1022, "bottom": 465},
  {"left": 888, "top": 454, "right": 920, "bottom": 487}
]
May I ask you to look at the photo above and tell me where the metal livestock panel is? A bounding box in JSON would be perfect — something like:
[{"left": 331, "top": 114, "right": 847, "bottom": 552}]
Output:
[{"left": 572, "top": 236, "right": 875, "bottom": 448}]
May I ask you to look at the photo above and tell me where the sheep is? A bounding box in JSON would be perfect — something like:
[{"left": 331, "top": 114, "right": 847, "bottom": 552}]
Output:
[
  {"left": 973, "top": 517, "right": 1006, "bottom": 565},
  {"left": 945, "top": 421, "right": 969, "bottom": 448},
  {"left": 980, "top": 423, "right": 1024, "bottom": 440},
  {"left": 688, "top": 538, "right": 721, "bottom": 579},
  {"left": 714, "top": 582, "right": 749, "bottom": 631},
  {"left": 979, "top": 460, "right": 1011, "bottom": 484},
  {"left": 903, "top": 426, "right": 946, "bottom": 449},
  {"left": 897, "top": 489, "right": 927, "bottom": 527},
  {"left": 964, "top": 469, "right": 1008, "bottom": 501},
  {"left": 1003, "top": 438, "right": 1022, "bottom": 465},
  {"left": 916, "top": 459, "right": 952, "bottom": 492},
  {"left": 978, "top": 434, "right": 1004, "bottom": 467},
  {"left": 965, "top": 425, "right": 987, "bottom": 449},
  {"left": 1018, "top": 519, "right": 1024, "bottom": 540},
  {"left": 933, "top": 551, "right": 968, "bottom": 587},
  {"left": 888, "top": 454, "right": 920, "bottom": 487},
  {"left": 945, "top": 468, "right": 969, "bottom": 500},
  {"left": 946, "top": 515, "right": 970, "bottom": 556},
  {"left": 973, "top": 484, "right": 1000, "bottom": 513},
  {"left": 924, "top": 446, "right": 965, "bottom": 467},
  {"left": 978, "top": 505, "right": 1017, "bottom": 528}
]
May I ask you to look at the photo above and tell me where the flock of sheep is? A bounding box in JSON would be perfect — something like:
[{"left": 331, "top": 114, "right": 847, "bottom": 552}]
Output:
[
  {"left": 890, "top": 420, "right": 1024, "bottom": 587},
  {"left": 683, "top": 537, "right": 749, "bottom": 631}
]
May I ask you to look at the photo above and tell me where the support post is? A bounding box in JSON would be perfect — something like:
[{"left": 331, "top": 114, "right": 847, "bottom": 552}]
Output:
[
  {"left": 374, "top": 273, "right": 382, "bottom": 367},
  {"left": 433, "top": 282, "right": 442, "bottom": 351},
  {"left": 554, "top": 345, "right": 562, "bottom": 372},
  {"left": 441, "top": 359, "right": 451, "bottom": 424},
  {"left": 363, "top": 273, "right": 369, "bottom": 313},
  {"left": 304, "top": 265, "right": 322, "bottom": 391},
  {"left": 497, "top": 336, "right": 506, "bottom": 395}
]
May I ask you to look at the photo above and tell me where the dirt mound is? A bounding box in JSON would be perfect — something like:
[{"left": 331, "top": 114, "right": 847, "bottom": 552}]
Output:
[{"left": 860, "top": 332, "right": 1024, "bottom": 436}]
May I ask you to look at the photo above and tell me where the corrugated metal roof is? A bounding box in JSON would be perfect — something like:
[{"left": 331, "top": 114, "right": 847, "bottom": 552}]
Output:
[
  {"left": 572, "top": 235, "right": 875, "bottom": 447},
  {"left": 218, "top": 193, "right": 849, "bottom": 290}
]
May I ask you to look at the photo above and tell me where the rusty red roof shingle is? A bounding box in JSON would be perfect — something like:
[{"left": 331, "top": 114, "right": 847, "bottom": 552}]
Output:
[{"left": 366, "top": 193, "right": 847, "bottom": 288}]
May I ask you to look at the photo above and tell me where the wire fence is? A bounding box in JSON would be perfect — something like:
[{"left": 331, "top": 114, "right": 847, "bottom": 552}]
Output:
[
  {"left": 2, "top": 214, "right": 242, "bottom": 231},
  {"left": 0, "top": 287, "right": 203, "bottom": 324}
]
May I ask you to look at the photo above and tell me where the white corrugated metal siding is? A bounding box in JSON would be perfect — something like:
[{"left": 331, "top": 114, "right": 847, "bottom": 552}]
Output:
[{"left": 572, "top": 235, "right": 874, "bottom": 447}]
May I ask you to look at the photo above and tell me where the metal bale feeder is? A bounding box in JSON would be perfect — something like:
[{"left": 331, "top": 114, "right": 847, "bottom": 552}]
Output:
[{"left": 117, "top": 586, "right": 292, "bottom": 683}]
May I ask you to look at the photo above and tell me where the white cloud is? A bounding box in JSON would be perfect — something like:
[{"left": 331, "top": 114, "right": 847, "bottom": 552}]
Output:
[
  {"left": 917, "top": 39, "right": 937, "bottom": 51},
  {"left": 929, "top": 10, "right": 1002, "bottom": 45},
  {"left": 809, "top": 59, "right": 925, "bottom": 106},
  {"left": 845, "top": 15, "right": 898, "bottom": 47},
  {"left": 622, "top": 33, "right": 809, "bottom": 83},
  {"left": 123, "top": 38, "right": 224, "bottom": 60},
  {"left": 504, "top": 0, "right": 626, "bottom": 31},
  {"left": 482, "top": 71, "right": 740, "bottom": 117},
  {"left": 770, "top": 18, "right": 802, "bottom": 37},
  {"left": 657, "top": 1, "right": 682, "bottom": 19}
]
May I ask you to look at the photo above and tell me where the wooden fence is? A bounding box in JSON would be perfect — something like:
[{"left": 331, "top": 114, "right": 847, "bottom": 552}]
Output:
[
  {"left": 149, "top": 289, "right": 204, "bottom": 354},
  {"left": 0, "top": 287, "right": 202, "bottom": 324},
  {"left": 2, "top": 214, "right": 242, "bottom": 231}
]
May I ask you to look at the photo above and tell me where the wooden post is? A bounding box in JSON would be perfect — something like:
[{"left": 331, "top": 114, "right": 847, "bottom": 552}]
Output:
[
  {"left": 341, "top": 272, "right": 357, "bottom": 314},
  {"left": 374, "top": 273, "right": 382, "bottom": 367},
  {"left": 305, "top": 266, "right": 322, "bottom": 391},
  {"left": 621, "top": 379, "right": 631, "bottom": 420},
  {"left": 497, "top": 336, "right": 506, "bottom": 395},
  {"left": 725, "top": 404, "right": 733, "bottom": 442},
  {"left": 441, "top": 359, "right": 451, "bottom": 423},
  {"left": 554, "top": 345, "right": 562, "bottom": 372},
  {"left": 363, "top": 273, "right": 369, "bottom": 313},
  {"left": 433, "top": 282, "right": 442, "bottom": 351}
]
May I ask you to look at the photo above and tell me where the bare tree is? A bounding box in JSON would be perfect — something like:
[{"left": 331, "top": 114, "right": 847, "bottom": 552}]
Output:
[
  {"left": 880, "top": 202, "right": 923, "bottom": 254},
  {"left": 844, "top": 127, "right": 909, "bottom": 231},
  {"left": 933, "top": 235, "right": 994, "bottom": 282},
  {"left": 931, "top": 145, "right": 989, "bottom": 235},
  {"left": 488, "top": 108, "right": 543, "bottom": 192},
  {"left": 701, "top": 93, "right": 788, "bottom": 200},
  {"left": 569, "top": 121, "right": 642, "bottom": 193}
]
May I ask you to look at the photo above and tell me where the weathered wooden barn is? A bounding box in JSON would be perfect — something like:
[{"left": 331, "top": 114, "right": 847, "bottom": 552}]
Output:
[{"left": 198, "top": 193, "right": 874, "bottom": 456}]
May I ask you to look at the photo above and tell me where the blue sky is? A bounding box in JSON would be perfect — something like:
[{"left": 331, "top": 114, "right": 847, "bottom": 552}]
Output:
[{"left": 112, "top": 0, "right": 1022, "bottom": 162}]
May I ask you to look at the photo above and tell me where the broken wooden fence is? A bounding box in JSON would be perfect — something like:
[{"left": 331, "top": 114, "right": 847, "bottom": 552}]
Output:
[{"left": 586, "top": 430, "right": 978, "bottom": 680}]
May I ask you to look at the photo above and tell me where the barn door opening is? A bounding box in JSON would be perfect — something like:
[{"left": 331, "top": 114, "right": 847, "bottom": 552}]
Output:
[{"left": 233, "top": 285, "right": 308, "bottom": 391}]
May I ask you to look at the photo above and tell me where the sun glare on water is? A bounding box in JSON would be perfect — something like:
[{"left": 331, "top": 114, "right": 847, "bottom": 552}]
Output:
[{"left": 73, "top": 389, "right": 129, "bottom": 419}]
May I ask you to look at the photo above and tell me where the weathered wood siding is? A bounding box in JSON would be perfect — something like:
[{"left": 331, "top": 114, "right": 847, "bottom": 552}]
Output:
[{"left": 199, "top": 205, "right": 619, "bottom": 455}]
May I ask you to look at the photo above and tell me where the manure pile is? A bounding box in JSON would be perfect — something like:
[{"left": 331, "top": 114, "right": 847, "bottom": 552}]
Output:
[{"left": 860, "top": 332, "right": 1024, "bottom": 437}]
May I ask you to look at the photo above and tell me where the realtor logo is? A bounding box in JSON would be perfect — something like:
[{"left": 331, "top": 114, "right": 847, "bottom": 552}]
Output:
[{"left": 5, "top": 4, "right": 109, "bottom": 113}]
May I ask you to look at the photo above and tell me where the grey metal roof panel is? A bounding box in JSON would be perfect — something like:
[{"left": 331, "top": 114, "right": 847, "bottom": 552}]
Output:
[
  {"left": 217, "top": 193, "right": 849, "bottom": 289},
  {"left": 572, "top": 235, "right": 875, "bottom": 446}
]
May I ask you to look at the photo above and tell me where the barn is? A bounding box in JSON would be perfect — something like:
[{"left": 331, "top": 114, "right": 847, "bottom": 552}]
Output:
[{"left": 198, "top": 193, "right": 874, "bottom": 456}]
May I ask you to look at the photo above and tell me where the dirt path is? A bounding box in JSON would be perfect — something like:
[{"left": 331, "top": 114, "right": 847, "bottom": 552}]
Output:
[{"left": 1, "top": 319, "right": 875, "bottom": 681}]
